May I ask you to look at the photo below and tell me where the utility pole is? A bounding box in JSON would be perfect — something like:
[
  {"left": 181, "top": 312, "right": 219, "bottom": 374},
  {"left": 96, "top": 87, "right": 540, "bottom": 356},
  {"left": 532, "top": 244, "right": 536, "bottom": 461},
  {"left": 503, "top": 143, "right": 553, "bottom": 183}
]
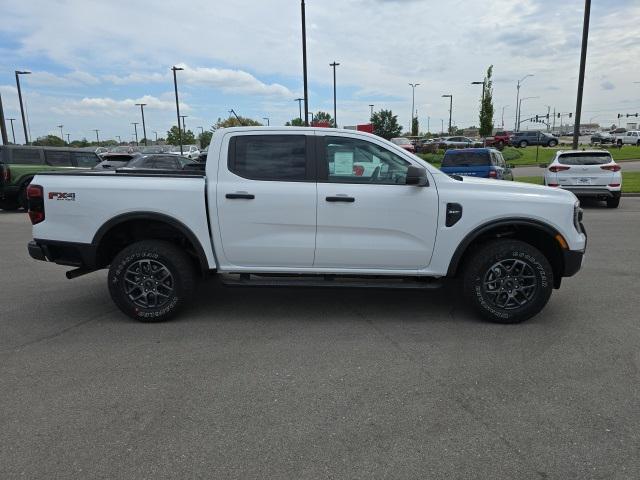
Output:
[
  {"left": 0, "top": 93, "right": 8, "bottom": 145},
  {"left": 301, "top": 0, "right": 309, "bottom": 126},
  {"left": 552, "top": 108, "right": 556, "bottom": 133},
  {"left": 135, "top": 103, "right": 147, "bottom": 146},
  {"left": 171, "top": 66, "right": 184, "bottom": 155},
  {"left": 501, "top": 106, "right": 509, "bottom": 129},
  {"left": 131, "top": 122, "right": 139, "bottom": 145},
  {"left": 442, "top": 94, "right": 453, "bottom": 134},
  {"left": 93, "top": 129, "right": 100, "bottom": 145},
  {"left": 7, "top": 118, "right": 16, "bottom": 144},
  {"left": 409, "top": 83, "right": 420, "bottom": 133},
  {"left": 15, "top": 70, "right": 32, "bottom": 144},
  {"left": 57, "top": 124, "right": 64, "bottom": 141},
  {"left": 369, "top": 104, "right": 374, "bottom": 119},
  {"left": 262, "top": 118, "right": 270, "bottom": 126},
  {"left": 427, "top": 116, "right": 430, "bottom": 134},
  {"left": 330, "top": 61, "right": 340, "bottom": 128},
  {"left": 573, "top": 0, "right": 591, "bottom": 150},
  {"left": 295, "top": 98, "right": 304, "bottom": 122}
]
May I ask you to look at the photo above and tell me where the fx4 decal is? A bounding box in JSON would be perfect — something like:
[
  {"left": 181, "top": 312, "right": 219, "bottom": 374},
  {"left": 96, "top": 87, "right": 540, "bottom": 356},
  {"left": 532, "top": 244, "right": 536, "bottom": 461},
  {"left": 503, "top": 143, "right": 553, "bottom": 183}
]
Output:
[{"left": 49, "top": 192, "right": 76, "bottom": 201}]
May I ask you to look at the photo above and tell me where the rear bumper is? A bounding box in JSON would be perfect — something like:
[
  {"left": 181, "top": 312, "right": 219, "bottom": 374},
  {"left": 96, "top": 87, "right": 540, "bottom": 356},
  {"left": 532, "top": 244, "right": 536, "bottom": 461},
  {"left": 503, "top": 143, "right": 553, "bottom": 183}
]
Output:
[
  {"left": 560, "top": 186, "right": 620, "bottom": 198},
  {"left": 28, "top": 239, "right": 98, "bottom": 268}
]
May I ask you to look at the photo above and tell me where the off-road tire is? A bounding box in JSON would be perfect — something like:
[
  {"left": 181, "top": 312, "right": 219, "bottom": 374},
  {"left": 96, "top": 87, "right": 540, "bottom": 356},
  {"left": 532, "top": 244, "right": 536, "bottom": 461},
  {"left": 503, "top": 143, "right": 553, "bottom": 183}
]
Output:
[
  {"left": 606, "top": 196, "right": 620, "bottom": 209},
  {"left": 463, "top": 239, "right": 554, "bottom": 324},
  {"left": 108, "top": 240, "right": 196, "bottom": 322}
]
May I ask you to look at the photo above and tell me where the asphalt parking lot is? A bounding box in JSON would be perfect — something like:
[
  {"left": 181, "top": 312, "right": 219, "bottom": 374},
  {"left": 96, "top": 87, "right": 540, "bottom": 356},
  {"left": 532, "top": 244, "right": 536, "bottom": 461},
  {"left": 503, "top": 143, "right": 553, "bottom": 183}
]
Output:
[{"left": 1, "top": 200, "right": 639, "bottom": 479}]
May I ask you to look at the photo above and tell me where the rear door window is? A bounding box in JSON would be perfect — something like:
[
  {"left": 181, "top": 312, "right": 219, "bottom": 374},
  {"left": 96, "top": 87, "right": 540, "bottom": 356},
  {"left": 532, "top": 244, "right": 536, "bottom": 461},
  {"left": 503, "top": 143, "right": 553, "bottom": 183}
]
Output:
[
  {"left": 229, "top": 135, "right": 309, "bottom": 181},
  {"left": 10, "top": 148, "right": 42, "bottom": 164},
  {"left": 45, "top": 150, "right": 72, "bottom": 166}
]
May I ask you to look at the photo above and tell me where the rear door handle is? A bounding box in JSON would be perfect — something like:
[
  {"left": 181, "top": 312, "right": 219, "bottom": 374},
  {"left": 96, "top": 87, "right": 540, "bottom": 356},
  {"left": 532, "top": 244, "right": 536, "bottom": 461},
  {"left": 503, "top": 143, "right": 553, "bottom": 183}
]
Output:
[
  {"left": 226, "top": 193, "right": 255, "bottom": 200},
  {"left": 326, "top": 196, "right": 355, "bottom": 203}
]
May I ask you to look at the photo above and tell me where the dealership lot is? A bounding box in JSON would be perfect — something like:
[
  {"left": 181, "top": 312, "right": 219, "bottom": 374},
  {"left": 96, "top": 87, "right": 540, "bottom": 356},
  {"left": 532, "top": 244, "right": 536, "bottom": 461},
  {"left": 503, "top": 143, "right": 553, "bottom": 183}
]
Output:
[{"left": 1, "top": 201, "right": 639, "bottom": 479}]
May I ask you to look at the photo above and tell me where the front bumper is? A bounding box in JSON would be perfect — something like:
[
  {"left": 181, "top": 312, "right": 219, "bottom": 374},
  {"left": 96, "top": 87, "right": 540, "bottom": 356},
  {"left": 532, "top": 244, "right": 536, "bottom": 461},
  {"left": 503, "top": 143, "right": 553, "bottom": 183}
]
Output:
[{"left": 562, "top": 249, "right": 584, "bottom": 277}]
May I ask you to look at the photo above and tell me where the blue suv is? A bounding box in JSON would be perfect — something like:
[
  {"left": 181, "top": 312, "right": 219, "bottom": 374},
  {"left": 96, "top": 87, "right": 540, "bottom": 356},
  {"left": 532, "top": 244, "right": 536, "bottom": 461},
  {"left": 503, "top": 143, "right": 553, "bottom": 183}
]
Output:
[{"left": 440, "top": 148, "right": 514, "bottom": 180}]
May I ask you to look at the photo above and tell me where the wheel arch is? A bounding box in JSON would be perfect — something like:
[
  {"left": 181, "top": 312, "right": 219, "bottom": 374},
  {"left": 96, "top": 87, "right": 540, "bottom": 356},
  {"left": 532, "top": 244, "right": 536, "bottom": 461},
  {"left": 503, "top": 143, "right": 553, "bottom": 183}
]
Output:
[
  {"left": 447, "top": 218, "right": 566, "bottom": 288},
  {"left": 92, "top": 212, "right": 210, "bottom": 274}
]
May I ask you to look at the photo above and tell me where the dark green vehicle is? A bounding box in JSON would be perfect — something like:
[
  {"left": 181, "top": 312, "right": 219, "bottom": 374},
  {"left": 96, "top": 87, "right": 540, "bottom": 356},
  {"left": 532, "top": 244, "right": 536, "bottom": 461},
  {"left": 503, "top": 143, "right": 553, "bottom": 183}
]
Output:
[{"left": 0, "top": 146, "right": 100, "bottom": 210}]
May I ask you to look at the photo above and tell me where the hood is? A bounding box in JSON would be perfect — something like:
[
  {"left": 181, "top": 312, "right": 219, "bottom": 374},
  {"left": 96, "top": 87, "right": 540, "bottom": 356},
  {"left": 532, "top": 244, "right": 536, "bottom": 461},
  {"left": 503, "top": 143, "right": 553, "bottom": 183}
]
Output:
[{"left": 450, "top": 175, "right": 577, "bottom": 202}]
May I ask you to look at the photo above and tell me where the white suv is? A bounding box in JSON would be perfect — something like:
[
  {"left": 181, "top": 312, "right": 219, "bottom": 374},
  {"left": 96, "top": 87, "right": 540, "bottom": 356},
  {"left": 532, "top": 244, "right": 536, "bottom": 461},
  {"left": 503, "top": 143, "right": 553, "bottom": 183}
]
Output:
[{"left": 544, "top": 150, "right": 622, "bottom": 208}]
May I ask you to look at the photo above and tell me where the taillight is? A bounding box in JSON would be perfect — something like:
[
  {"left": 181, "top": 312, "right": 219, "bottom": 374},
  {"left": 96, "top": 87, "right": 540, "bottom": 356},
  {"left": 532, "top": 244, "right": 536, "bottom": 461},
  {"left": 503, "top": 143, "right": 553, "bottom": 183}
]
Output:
[
  {"left": 549, "top": 165, "right": 571, "bottom": 173},
  {"left": 353, "top": 165, "right": 364, "bottom": 176},
  {"left": 609, "top": 183, "right": 621, "bottom": 187},
  {"left": 547, "top": 183, "right": 559, "bottom": 187},
  {"left": 26, "top": 184, "right": 45, "bottom": 225},
  {"left": 600, "top": 164, "right": 621, "bottom": 172},
  {"left": 488, "top": 170, "right": 497, "bottom": 178}
]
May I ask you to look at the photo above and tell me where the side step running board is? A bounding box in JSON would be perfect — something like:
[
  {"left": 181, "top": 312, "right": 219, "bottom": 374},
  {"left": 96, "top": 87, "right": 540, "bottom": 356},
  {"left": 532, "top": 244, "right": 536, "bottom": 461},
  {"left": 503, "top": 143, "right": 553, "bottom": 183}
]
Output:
[{"left": 219, "top": 273, "right": 443, "bottom": 290}]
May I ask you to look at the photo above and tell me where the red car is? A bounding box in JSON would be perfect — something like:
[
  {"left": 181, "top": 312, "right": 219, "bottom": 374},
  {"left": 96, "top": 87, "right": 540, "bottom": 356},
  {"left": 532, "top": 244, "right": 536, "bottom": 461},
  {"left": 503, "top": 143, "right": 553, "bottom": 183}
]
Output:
[{"left": 390, "top": 137, "right": 415, "bottom": 153}]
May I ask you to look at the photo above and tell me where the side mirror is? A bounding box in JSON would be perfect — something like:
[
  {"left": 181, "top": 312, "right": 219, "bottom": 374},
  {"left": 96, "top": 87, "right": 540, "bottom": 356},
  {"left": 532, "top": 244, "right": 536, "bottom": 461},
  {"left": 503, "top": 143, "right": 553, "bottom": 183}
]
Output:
[
  {"left": 539, "top": 163, "right": 548, "bottom": 168},
  {"left": 406, "top": 165, "right": 429, "bottom": 186}
]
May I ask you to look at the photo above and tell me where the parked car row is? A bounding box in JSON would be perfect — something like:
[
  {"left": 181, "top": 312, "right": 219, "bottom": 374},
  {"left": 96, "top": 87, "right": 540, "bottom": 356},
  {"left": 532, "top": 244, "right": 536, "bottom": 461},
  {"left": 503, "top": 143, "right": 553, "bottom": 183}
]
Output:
[{"left": 94, "top": 144, "right": 203, "bottom": 160}]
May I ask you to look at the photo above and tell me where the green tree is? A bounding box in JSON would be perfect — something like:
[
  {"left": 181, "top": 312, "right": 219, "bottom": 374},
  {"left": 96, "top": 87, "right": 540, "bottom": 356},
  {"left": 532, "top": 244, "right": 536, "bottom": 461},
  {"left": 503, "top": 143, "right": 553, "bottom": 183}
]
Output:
[
  {"left": 479, "top": 65, "right": 495, "bottom": 137},
  {"left": 214, "top": 115, "right": 262, "bottom": 129},
  {"left": 285, "top": 118, "right": 305, "bottom": 126},
  {"left": 33, "top": 135, "right": 66, "bottom": 147},
  {"left": 371, "top": 109, "right": 402, "bottom": 140},
  {"left": 313, "top": 111, "right": 335, "bottom": 127},
  {"left": 198, "top": 131, "right": 213, "bottom": 149},
  {"left": 411, "top": 116, "right": 419, "bottom": 136},
  {"left": 166, "top": 125, "right": 196, "bottom": 146}
]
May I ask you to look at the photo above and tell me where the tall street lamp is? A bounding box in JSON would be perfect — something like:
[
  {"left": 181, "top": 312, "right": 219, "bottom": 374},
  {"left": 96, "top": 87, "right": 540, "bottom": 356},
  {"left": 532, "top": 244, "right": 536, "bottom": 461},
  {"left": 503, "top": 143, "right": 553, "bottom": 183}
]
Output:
[
  {"left": 301, "top": 0, "right": 309, "bottom": 126},
  {"left": 515, "top": 74, "right": 534, "bottom": 131},
  {"left": 0, "top": 93, "right": 8, "bottom": 145},
  {"left": 171, "top": 66, "right": 184, "bottom": 155},
  {"left": 180, "top": 115, "right": 188, "bottom": 133},
  {"left": 369, "top": 104, "right": 374, "bottom": 119},
  {"left": 518, "top": 96, "right": 539, "bottom": 128},
  {"left": 573, "top": 0, "right": 591, "bottom": 150},
  {"left": 442, "top": 94, "right": 453, "bottom": 134},
  {"left": 501, "top": 105, "right": 509, "bottom": 129},
  {"left": 15, "top": 70, "right": 31, "bottom": 144},
  {"left": 135, "top": 103, "right": 148, "bottom": 146},
  {"left": 116, "top": 135, "right": 121, "bottom": 144},
  {"left": 409, "top": 83, "right": 420, "bottom": 133},
  {"left": 131, "top": 122, "right": 139, "bottom": 145},
  {"left": 294, "top": 98, "right": 304, "bottom": 122},
  {"left": 262, "top": 117, "right": 270, "bottom": 126},
  {"left": 330, "top": 61, "right": 340, "bottom": 128},
  {"left": 152, "top": 131, "right": 158, "bottom": 142},
  {"left": 93, "top": 129, "right": 100, "bottom": 146},
  {"left": 7, "top": 118, "right": 16, "bottom": 144},
  {"left": 57, "top": 124, "right": 64, "bottom": 141},
  {"left": 66, "top": 133, "right": 70, "bottom": 144},
  {"left": 471, "top": 80, "right": 486, "bottom": 106}
]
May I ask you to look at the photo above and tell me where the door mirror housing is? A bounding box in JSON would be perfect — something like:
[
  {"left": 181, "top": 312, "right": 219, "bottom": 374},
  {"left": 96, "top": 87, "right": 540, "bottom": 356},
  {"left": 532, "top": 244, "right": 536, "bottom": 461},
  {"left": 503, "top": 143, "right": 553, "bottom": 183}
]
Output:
[{"left": 406, "top": 166, "right": 429, "bottom": 186}]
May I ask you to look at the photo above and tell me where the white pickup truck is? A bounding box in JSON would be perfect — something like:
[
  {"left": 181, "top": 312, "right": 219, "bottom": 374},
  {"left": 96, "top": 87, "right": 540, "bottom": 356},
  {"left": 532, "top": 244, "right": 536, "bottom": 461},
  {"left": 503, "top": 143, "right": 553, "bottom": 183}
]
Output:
[
  {"left": 26, "top": 127, "right": 586, "bottom": 324},
  {"left": 614, "top": 130, "right": 640, "bottom": 146}
]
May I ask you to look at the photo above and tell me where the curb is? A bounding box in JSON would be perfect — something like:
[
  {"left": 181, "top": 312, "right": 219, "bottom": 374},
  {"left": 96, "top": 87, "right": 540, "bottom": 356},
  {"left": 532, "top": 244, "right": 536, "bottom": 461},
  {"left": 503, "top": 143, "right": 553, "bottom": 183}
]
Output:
[{"left": 622, "top": 193, "right": 640, "bottom": 197}]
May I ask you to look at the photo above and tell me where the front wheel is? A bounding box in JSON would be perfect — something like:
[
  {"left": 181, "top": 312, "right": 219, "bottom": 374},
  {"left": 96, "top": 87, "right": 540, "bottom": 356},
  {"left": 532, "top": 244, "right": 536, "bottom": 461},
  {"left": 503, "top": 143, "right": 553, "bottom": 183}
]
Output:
[
  {"left": 548, "top": 140, "right": 558, "bottom": 147},
  {"left": 519, "top": 140, "right": 528, "bottom": 148},
  {"left": 108, "top": 240, "right": 197, "bottom": 322},
  {"left": 463, "top": 239, "right": 554, "bottom": 323}
]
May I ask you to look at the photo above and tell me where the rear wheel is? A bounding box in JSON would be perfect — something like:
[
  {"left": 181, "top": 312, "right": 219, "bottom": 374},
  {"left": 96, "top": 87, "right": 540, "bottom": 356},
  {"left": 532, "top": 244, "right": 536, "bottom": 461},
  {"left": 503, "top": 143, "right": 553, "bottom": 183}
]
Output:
[
  {"left": 606, "top": 196, "right": 620, "bottom": 208},
  {"left": 548, "top": 139, "right": 558, "bottom": 147},
  {"left": 108, "top": 240, "right": 197, "bottom": 322},
  {"left": 463, "top": 239, "right": 554, "bottom": 323},
  {"left": 519, "top": 140, "right": 528, "bottom": 148}
]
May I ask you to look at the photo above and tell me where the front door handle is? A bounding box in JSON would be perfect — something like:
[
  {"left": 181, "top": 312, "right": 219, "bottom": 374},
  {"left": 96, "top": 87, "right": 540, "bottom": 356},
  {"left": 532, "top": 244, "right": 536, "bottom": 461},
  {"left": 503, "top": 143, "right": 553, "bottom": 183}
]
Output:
[
  {"left": 226, "top": 193, "right": 255, "bottom": 200},
  {"left": 326, "top": 196, "right": 355, "bottom": 203}
]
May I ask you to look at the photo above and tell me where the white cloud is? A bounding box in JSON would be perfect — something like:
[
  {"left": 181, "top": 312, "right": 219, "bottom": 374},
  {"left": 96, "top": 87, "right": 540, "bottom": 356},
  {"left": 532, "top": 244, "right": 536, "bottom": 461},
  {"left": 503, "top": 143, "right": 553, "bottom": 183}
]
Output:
[{"left": 52, "top": 95, "right": 189, "bottom": 117}]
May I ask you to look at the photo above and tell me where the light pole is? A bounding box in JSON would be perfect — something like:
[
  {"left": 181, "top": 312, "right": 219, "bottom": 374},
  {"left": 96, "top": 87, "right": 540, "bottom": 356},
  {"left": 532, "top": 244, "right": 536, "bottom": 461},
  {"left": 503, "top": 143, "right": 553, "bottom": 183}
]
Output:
[
  {"left": 307, "top": 112, "right": 315, "bottom": 125},
  {"left": 295, "top": 98, "right": 304, "bottom": 122},
  {"left": 131, "top": 122, "right": 139, "bottom": 145},
  {"left": 116, "top": 135, "right": 121, "bottom": 144},
  {"left": 66, "top": 133, "right": 70, "bottom": 144},
  {"left": 152, "top": 131, "right": 158, "bottom": 142},
  {"left": 573, "top": 0, "right": 591, "bottom": 150},
  {"left": 501, "top": 105, "right": 509, "bottom": 129},
  {"left": 330, "top": 61, "right": 340, "bottom": 128},
  {"left": 0, "top": 93, "right": 7, "bottom": 145},
  {"left": 180, "top": 115, "right": 188, "bottom": 133},
  {"left": 441, "top": 119, "right": 444, "bottom": 135},
  {"left": 7, "top": 118, "right": 16, "bottom": 144},
  {"left": 442, "top": 94, "right": 453, "bottom": 134},
  {"left": 93, "top": 129, "right": 100, "bottom": 145},
  {"left": 409, "top": 83, "right": 420, "bottom": 134},
  {"left": 262, "top": 118, "right": 270, "bottom": 126},
  {"left": 471, "top": 80, "right": 486, "bottom": 108},
  {"left": 518, "top": 96, "right": 539, "bottom": 129},
  {"left": 57, "top": 124, "right": 64, "bottom": 141},
  {"left": 301, "top": 0, "right": 309, "bottom": 126},
  {"left": 171, "top": 66, "right": 184, "bottom": 155},
  {"left": 514, "top": 74, "right": 534, "bottom": 131},
  {"left": 198, "top": 126, "right": 204, "bottom": 135},
  {"left": 15, "top": 70, "right": 31, "bottom": 144},
  {"left": 369, "top": 104, "right": 374, "bottom": 120},
  {"left": 135, "top": 103, "right": 147, "bottom": 146}
]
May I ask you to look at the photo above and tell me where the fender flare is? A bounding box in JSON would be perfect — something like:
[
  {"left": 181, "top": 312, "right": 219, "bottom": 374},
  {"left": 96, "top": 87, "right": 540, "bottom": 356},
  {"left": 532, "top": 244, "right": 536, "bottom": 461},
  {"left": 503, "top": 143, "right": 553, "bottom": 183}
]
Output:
[
  {"left": 92, "top": 211, "right": 210, "bottom": 272},
  {"left": 447, "top": 218, "right": 562, "bottom": 277}
]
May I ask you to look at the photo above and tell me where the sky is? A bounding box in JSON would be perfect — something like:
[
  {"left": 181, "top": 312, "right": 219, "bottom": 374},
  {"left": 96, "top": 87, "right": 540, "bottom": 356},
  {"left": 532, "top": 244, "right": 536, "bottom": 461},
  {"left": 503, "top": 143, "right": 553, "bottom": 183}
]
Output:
[{"left": 1, "top": 0, "right": 639, "bottom": 143}]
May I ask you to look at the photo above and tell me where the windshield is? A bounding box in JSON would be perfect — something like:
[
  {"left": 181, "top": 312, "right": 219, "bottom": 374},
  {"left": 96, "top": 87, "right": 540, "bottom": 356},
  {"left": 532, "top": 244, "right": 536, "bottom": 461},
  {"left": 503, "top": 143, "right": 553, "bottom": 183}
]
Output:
[
  {"left": 391, "top": 138, "right": 411, "bottom": 145},
  {"left": 557, "top": 152, "right": 612, "bottom": 165},
  {"left": 442, "top": 152, "right": 490, "bottom": 167}
]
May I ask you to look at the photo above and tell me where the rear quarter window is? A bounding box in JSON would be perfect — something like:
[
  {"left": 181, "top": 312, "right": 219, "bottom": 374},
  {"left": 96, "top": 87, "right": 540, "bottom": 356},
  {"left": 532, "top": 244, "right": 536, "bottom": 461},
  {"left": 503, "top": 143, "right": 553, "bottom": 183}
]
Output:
[
  {"left": 9, "top": 148, "right": 43, "bottom": 164},
  {"left": 71, "top": 152, "right": 100, "bottom": 167}
]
